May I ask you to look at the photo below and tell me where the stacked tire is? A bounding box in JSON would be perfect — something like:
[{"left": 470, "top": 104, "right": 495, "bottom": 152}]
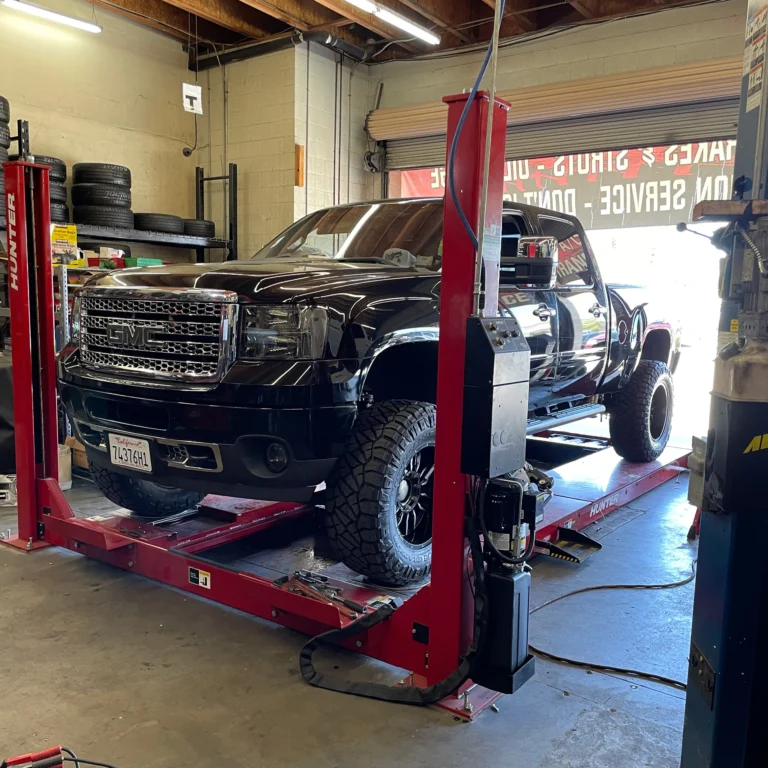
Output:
[
  {"left": 8, "top": 153, "right": 69, "bottom": 223},
  {"left": 183, "top": 218, "right": 215, "bottom": 238},
  {"left": 0, "top": 95, "right": 9, "bottom": 223},
  {"left": 72, "top": 163, "right": 133, "bottom": 229},
  {"left": 41, "top": 157, "right": 69, "bottom": 223}
]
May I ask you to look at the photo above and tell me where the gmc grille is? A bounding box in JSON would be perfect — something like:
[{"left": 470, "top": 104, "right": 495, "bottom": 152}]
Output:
[{"left": 79, "top": 289, "right": 238, "bottom": 382}]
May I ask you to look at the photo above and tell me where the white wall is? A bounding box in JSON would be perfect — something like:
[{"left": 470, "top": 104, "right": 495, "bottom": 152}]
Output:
[
  {"left": 294, "top": 44, "right": 373, "bottom": 221},
  {"left": 0, "top": 0, "right": 196, "bottom": 219},
  {"left": 367, "top": 0, "right": 747, "bottom": 110},
  {"left": 200, "top": 43, "right": 375, "bottom": 257},
  {"left": 201, "top": 48, "right": 297, "bottom": 256}
]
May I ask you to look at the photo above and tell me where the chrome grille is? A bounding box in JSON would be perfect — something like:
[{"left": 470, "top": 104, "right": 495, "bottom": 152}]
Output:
[{"left": 79, "top": 288, "right": 237, "bottom": 382}]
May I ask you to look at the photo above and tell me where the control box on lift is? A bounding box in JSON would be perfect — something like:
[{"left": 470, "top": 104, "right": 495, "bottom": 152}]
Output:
[{"left": 461, "top": 314, "right": 530, "bottom": 478}]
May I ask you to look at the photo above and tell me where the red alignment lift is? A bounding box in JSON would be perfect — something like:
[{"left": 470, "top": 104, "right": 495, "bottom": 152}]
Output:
[{"left": 1, "top": 96, "right": 688, "bottom": 720}]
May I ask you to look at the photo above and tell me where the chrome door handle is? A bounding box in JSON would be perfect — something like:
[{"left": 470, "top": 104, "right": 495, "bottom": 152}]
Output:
[
  {"left": 589, "top": 303, "right": 604, "bottom": 318},
  {"left": 533, "top": 303, "right": 552, "bottom": 321}
]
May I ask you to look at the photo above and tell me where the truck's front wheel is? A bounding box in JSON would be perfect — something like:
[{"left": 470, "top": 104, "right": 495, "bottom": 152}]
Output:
[
  {"left": 89, "top": 462, "right": 204, "bottom": 518},
  {"left": 325, "top": 400, "right": 435, "bottom": 587},
  {"left": 608, "top": 360, "right": 674, "bottom": 462}
]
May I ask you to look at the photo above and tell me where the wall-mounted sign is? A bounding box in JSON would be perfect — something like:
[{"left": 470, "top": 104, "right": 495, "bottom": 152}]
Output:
[
  {"left": 182, "top": 83, "right": 203, "bottom": 115},
  {"left": 392, "top": 141, "right": 736, "bottom": 230}
]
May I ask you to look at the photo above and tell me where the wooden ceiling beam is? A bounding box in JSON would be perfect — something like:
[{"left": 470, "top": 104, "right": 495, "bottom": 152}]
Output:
[
  {"left": 395, "top": 0, "right": 474, "bottom": 44},
  {"left": 569, "top": 0, "right": 597, "bottom": 17},
  {"left": 159, "top": 0, "right": 283, "bottom": 37},
  {"left": 479, "top": 0, "right": 537, "bottom": 35},
  {"left": 237, "top": 0, "right": 342, "bottom": 31},
  {"left": 311, "top": 0, "right": 421, "bottom": 50},
  {"left": 90, "top": 0, "right": 250, "bottom": 42}
]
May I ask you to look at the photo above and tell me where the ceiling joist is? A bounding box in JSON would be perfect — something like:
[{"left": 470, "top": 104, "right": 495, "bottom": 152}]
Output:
[{"left": 91, "top": 0, "right": 723, "bottom": 62}]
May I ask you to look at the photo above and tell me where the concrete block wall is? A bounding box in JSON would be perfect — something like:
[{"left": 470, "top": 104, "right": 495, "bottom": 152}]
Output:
[
  {"left": 200, "top": 44, "right": 375, "bottom": 257},
  {"left": 293, "top": 44, "right": 373, "bottom": 222},
  {"left": 201, "top": 49, "right": 297, "bottom": 257},
  {"left": 0, "top": 0, "right": 196, "bottom": 220},
  {"left": 367, "top": 0, "right": 747, "bottom": 110}
]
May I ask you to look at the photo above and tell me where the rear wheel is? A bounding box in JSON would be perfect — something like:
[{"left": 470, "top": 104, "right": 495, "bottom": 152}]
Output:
[
  {"left": 89, "top": 461, "right": 204, "bottom": 518},
  {"left": 608, "top": 360, "right": 674, "bottom": 462},
  {"left": 325, "top": 400, "right": 435, "bottom": 586}
]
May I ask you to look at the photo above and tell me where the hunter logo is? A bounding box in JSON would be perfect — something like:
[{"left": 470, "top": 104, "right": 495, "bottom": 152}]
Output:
[
  {"left": 6, "top": 192, "right": 18, "bottom": 291},
  {"left": 107, "top": 323, "right": 163, "bottom": 347},
  {"left": 744, "top": 434, "right": 768, "bottom": 454}
]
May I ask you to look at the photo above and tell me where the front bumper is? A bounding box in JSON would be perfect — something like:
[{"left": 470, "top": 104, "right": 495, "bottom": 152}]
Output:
[{"left": 59, "top": 379, "right": 358, "bottom": 503}]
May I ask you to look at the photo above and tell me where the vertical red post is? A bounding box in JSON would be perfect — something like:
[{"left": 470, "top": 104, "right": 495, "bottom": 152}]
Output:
[
  {"left": 2, "top": 161, "right": 54, "bottom": 550},
  {"left": 427, "top": 93, "right": 509, "bottom": 684}
]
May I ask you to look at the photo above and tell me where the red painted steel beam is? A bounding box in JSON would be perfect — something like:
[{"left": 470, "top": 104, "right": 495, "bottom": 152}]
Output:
[{"left": 428, "top": 92, "right": 509, "bottom": 685}]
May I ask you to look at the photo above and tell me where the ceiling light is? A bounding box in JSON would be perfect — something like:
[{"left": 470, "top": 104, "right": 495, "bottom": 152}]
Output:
[
  {"left": 342, "top": 0, "right": 440, "bottom": 45},
  {"left": 1, "top": 0, "right": 102, "bottom": 33},
  {"left": 374, "top": 8, "right": 440, "bottom": 45},
  {"left": 344, "top": 0, "right": 377, "bottom": 13}
]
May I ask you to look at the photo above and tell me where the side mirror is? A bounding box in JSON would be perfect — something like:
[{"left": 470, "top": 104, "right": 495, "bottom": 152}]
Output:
[{"left": 500, "top": 236, "right": 559, "bottom": 288}]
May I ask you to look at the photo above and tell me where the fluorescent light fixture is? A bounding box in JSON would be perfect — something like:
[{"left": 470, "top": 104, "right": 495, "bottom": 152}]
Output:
[
  {"left": 342, "top": 0, "right": 440, "bottom": 45},
  {"left": 344, "top": 0, "right": 377, "bottom": 13},
  {"left": 1, "top": 0, "right": 102, "bottom": 33},
  {"left": 374, "top": 7, "right": 440, "bottom": 45}
]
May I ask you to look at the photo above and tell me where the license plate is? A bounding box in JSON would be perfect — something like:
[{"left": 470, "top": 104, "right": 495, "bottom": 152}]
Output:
[{"left": 108, "top": 434, "right": 152, "bottom": 473}]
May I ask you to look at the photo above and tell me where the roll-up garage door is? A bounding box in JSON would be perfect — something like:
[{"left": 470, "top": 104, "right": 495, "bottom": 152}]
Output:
[{"left": 371, "top": 57, "right": 742, "bottom": 171}]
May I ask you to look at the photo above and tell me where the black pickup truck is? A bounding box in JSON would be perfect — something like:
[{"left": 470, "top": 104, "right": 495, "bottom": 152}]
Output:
[{"left": 59, "top": 199, "right": 679, "bottom": 585}]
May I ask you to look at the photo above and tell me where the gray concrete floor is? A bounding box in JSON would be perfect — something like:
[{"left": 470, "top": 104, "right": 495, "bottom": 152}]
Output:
[{"left": 0, "top": 474, "right": 698, "bottom": 767}]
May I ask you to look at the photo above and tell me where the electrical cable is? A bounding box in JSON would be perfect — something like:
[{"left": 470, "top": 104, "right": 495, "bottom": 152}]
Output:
[
  {"left": 477, "top": 477, "right": 537, "bottom": 565},
  {"left": 63, "top": 760, "right": 119, "bottom": 768},
  {"left": 60, "top": 748, "right": 80, "bottom": 768},
  {"left": 529, "top": 559, "right": 698, "bottom": 690},
  {"left": 445, "top": 0, "right": 505, "bottom": 251}
]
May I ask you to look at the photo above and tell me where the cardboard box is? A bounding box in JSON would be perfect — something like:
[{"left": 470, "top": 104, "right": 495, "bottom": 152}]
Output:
[
  {"left": 65, "top": 436, "right": 88, "bottom": 470},
  {"left": 59, "top": 443, "right": 72, "bottom": 491}
]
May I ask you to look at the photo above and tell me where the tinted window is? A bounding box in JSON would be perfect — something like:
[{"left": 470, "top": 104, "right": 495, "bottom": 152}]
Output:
[
  {"left": 252, "top": 200, "right": 444, "bottom": 270},
  {"left": 501, "top": 211, "right": 527, "bottom": 258},
  {"left": 539, "top": 215, "right": 592, "bottom": 288}
]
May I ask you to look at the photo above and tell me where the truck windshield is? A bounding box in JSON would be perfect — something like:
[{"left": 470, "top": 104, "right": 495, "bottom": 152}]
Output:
[{"left": 251, "top": 200, "right": 444, "bottom": 270}]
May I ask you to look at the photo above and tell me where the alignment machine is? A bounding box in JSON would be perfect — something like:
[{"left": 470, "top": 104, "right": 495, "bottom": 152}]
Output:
[
  {"left": 680, "top": 2, "right": 768, "bottom": 763},
  {"left": 1, "top": 91, "right": 688, "bottom": 718}
]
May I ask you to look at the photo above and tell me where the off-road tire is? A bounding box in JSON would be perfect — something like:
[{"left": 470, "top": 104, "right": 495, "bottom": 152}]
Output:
[
  {"left": 134, "top": 212, "right": 185, "bottom": 234},
  {"left": 0, "top": 123, "right": 9, "bottom": 149},
  {"left": 89, "top": 461, "right": 204, "bottom": 518},
  {"left": 72, "top": 183, "right": 131, "bottom": 208},
  {"left": 50, "top": 203, "right": 69, "bottom": 224},
  {"left": 72, "top": 163, "right": 131, "bottom": 188},
  {"left": 326, "top": 400, "right": 436, "bottom": 586},
  {"left": 609, "top": 360, "right": 674, "bottom": 462},
  {"left": 0, "top": 147, "right": 8, "bottom": 164},
  {"left": 183, "top": 218, "right": 215, "bottom": 237},
  {"left": 0, "top": 95, "right": 9, "bottom": 124},
  {"left": 49, "top": 182, "right": 67, "bottom": 204},
  {"left": 74, "top": 205, "right": 134, "bottom": 228}
]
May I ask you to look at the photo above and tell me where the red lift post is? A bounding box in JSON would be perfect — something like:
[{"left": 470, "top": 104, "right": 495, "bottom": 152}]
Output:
[{"left": 1, "top": 96, "right": 689, "bottom": 720}]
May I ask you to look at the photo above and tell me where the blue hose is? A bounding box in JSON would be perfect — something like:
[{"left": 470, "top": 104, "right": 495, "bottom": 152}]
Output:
[{"left": 446, "top": 0, "right": 505, "bottom": 251}]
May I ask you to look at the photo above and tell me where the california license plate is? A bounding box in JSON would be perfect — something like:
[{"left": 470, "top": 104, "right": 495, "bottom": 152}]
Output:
[{"left": 108, "top": 434, "right": 152, "bottom": 473}]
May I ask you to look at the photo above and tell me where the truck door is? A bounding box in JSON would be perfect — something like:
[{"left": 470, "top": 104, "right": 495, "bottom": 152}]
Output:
[
  {"left": 498, "top": 210, "right": 558, "bottom": 410},
  {"left": 539, "top": 214, "right": 608, "bottom": 402}
]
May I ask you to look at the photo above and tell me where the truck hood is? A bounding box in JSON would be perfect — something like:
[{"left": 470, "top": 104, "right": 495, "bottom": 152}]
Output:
[{"left": 85, "top": 259, "right": 439, "bottom": 304}]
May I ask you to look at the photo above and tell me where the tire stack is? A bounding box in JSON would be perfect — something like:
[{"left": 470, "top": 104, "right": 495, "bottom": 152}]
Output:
[
  {"left": 0, "top": 95, "right": 10, "bottom": 224},
  {"left": 41, "top": 157, "right": 69, "bottom": 223},
  {"left": 7, "top": 153, "right": 69, "bottom": 223},
  {"left": 72, "top": 163, "right": 133, "bottom": 229}
]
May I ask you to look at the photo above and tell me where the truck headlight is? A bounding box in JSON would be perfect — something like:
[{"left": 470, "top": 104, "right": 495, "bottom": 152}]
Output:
[{"left": 240, "top": 305, "right": 327, "bottom": 360}]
